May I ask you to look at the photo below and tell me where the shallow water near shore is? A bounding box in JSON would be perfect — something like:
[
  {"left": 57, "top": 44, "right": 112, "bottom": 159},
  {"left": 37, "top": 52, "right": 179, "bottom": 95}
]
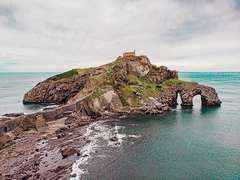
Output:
[{"left": 1, "top": 72, "right": 240, "bottom": 179}]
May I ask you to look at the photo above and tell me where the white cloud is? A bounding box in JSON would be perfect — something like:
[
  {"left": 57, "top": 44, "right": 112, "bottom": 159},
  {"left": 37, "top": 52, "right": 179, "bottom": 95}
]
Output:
[{"left": 0, "top": 0, "right": 239, "bottom": 72}]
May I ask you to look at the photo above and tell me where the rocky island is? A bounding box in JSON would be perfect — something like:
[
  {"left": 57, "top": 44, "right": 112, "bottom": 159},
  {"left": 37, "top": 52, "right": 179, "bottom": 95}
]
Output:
[{"left": 0, "top": 52, "right": 221, "bottom": 179}]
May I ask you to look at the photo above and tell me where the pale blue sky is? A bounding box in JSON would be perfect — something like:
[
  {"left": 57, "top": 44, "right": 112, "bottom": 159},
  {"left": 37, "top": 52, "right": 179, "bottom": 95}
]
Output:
[{"left": 0, "top": 0, "right": 240, "bottom": 72}]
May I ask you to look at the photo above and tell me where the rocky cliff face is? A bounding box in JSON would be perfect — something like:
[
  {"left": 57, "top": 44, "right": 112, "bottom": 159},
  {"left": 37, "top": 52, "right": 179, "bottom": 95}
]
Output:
[{"left": 23, "top": 73, "right": 88, "bottom": 104}]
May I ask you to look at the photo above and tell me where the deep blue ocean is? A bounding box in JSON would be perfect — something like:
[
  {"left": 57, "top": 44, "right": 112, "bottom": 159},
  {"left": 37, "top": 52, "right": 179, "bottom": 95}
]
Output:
[{"left": 1, "top": 72, "right": 240, "bottom": 179}]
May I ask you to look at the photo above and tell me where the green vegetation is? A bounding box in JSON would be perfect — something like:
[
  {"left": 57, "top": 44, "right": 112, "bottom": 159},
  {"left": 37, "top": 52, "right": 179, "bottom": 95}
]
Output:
[
  {"left": 76, "top": 68, "right": 93, "bottom": 75},
  {"left": 162, "top": 79, "right": 194, "bottom": 87},
  {"left": 52, "top": 57, "right": 125, "bottom": 81},
  {"left": 128, "top": 74, "right": 162, "bottom": 96},
  {"left": 90, "top": 87, "right": 105, "bottom": 99},
  {"left": 53, "top": 69, "right": 79, "bottom": 79},
  {"left": 119, "top": 85, "right": 142, "bottom": 106},
  {"left": 118, "top": 74, "right": 162, "bottom": 106},
  {"left": 52, "top": 67, "right": 93, "bottom": 80}
]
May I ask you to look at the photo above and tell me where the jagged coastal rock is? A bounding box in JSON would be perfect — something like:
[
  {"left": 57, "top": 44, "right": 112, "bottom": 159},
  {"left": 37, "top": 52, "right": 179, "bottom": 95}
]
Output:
[{"left": 0, "top": 52, "right": 221, "bottom": 179}]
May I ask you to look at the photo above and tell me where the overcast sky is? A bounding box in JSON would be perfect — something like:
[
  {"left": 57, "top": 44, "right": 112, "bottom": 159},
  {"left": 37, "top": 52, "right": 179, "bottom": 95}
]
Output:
[{"left": 0, "top": 0, "right": 239, "bottom": 72}]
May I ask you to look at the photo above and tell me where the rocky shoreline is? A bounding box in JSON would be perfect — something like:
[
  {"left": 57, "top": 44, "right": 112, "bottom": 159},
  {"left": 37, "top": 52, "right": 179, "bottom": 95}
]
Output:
[{"left": 0, "top": 53, "right": 221, "bottom": 179}]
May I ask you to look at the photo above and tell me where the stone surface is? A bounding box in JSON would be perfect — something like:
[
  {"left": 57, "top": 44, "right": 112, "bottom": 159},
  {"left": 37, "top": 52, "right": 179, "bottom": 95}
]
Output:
[
  {"left": 179, "top": 84, "right": 222, "bottom": 107},
  {"left": 92, "top": 88, "right": 123, "bottom": 113},
  {"left": 140, "top": 98, "right": 170, "bottom": 114},
  {"left": 60, "top": 147, "right": 80, "bottom": 159},
  {"left": 2, "top": 113, "right": 24, "bottom": 118},
  {"left": 147, "top": 65, "right": 178, "bottom": 84},
  {"left": 23, "top": 74, "right": 88, "bottom": 104},
  {"left": 0, "top": 134, "right": 12, "bottom": 149},
  {"left": 112, "top": 63, "right": 128, "bottom": 86},
  {"left": 126, "top": 55, "right": 151, "bottom": 76}
]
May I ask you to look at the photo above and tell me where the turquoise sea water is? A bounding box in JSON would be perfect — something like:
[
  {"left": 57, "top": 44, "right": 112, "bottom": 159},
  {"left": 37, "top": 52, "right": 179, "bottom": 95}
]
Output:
[
  {"left": 79, "top": 72, "right": 240, "bottom": 180},
  {"left": 1, "top": 72, "right": 240, "bottom": 179},
  {"left": 0, "top": 72, "right": 57, "bottom": 115}
]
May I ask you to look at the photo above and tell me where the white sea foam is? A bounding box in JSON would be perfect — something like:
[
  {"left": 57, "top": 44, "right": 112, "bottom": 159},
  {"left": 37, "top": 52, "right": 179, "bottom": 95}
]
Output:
[
  {"left": 70, "top": 122, "right": 121, "bottom": 179},
  {"left": 128, "top": 134, "right": 141, "bottom": 138},
  {"left": 70, "top": 121, "right": 141, "bottom": 179}
]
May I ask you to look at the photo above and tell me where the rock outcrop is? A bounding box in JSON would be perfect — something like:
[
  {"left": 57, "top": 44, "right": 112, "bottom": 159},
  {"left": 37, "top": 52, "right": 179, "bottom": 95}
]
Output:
[
  {"left": 23, "top": 74, "right": 88, "bottom": 104},
  {"left": 178, "top": 84, "right": 222, "bottom": 107},
  {"left": 1, "top": 53, "right": 221, "bottom": 150},
  {"left": 0, "top": 52, "right": 222, "bottom": 179},
  {"left": 147, "top": 65, "right": 178, "bottom": 84}
]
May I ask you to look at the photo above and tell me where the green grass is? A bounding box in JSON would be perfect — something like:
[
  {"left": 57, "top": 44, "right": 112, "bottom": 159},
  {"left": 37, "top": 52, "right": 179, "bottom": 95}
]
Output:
[
  {"left": 53, "top": 69, "right": 79, "bottom": 79},
  {"left": 127, "top": 74, "right": 143, "bottom": 86},
  {"left": 162, "top": 79, "right": 195, "bottom": 87},
  {"left": 118, "top": 74, "right": 162, "bottom": 107},
  {"left": 52, "top": 68, "right": 93, "bottom": 80},
  {"left": 90, "top": 88, "right": 105, "bottom": 99},
  {"left": 119, "top": 85, "right": 142, "bottom": 106}
]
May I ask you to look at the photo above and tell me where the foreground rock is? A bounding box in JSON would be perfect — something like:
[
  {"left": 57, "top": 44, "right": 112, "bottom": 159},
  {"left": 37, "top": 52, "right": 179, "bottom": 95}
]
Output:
[
  {"left": 0, "top": 52, "right": 221, "bottom": 179},
  {"left": 0, "top": 119, "right": 88, "bottom": 179},
  {"left": 61, "top": 147, "right": 80, "bottom": 159}
]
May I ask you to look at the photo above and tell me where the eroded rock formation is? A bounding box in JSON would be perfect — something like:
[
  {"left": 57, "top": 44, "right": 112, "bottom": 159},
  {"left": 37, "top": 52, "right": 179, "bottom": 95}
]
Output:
[
  {"left": 178, "top": 84, "right": 222, "bottom": 107},
  {"left": 23, "top": 74, "right": 88, "bottom": 104}
]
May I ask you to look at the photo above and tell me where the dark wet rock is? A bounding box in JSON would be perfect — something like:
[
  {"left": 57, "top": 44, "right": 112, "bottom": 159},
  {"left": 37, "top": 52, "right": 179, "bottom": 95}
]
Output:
[
  {"left": 70, "top": 173, "right": 77, "bottom": 178},
  {"left": 53, "top": 165, "right": 67, "bottom": 173},
  {"left": 57, "top": 133, "right": 66, "bottom": 139},
  {"left": 60, "top": 147, "right": 79, "bottom": 159},
  {"left": 55, "top": 127, "right": 68, "bottom": 134},
  {"left": 2, "top": 113, "right": 24, "bottom": 118},
  {"left": 110, "top": 136, "right": 118, "bottom": 142}
]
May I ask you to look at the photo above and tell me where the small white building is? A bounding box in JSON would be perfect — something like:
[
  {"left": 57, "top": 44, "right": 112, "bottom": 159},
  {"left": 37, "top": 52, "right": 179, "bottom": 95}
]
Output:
[{"left": 123, "top": 50, "right": 136, "bottom": 57}]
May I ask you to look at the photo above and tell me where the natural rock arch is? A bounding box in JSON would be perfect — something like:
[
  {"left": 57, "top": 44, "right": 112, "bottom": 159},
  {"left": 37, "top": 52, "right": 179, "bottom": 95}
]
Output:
[
  {"left": 176, "top": 91, "right": 182, "bottom": 106},
  {"left": 178, "top": 85, "right": 221, "bottom": 107}
]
